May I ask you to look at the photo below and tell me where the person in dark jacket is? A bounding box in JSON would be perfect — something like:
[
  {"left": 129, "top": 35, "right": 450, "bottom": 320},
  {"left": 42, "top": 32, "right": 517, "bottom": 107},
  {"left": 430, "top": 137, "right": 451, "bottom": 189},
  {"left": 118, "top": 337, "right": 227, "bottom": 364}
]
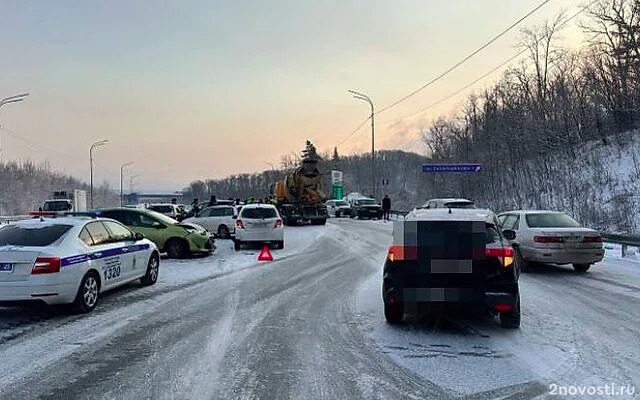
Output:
[
  {"left": 382, "top": 194, "right": 391, "bottom": 221},
  {"left": 208, "top": 195, "right": 217, "bottom": 207}
]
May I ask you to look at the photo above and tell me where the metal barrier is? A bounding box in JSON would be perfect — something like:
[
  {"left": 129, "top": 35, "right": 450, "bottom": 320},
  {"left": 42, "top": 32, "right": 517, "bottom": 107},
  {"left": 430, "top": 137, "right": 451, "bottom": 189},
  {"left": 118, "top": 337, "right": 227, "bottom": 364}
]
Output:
[
  {"left": 601, "top": 233, "right": 640, "bottom": 257},
  {"left": 0, "top": 215, "right": 31, "bottom": 224}
]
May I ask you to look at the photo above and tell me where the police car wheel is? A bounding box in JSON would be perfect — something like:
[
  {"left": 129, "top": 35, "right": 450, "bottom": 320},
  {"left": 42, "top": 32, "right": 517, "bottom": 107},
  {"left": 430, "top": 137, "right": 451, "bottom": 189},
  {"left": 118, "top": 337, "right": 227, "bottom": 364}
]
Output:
[
  {"left": 499, "top": 295, "right": 521, "bottom": 329},
  {"left": 72, "top": 271, "right": 100, "bottom": 314},
  {"left": 141, "top": 253, "right": 159, "bottom": 286}
]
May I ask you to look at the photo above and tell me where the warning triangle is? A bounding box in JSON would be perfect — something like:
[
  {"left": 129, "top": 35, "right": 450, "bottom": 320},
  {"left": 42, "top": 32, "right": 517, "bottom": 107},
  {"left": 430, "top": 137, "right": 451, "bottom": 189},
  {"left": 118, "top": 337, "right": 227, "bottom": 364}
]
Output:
[{"left": 258, "top": 245, "right": 273, "bottom": 261}]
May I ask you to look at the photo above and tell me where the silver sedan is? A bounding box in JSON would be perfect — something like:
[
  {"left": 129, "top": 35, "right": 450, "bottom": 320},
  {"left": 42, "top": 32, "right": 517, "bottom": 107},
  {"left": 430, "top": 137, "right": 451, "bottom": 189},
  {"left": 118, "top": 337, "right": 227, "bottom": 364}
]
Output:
[{"left": 497, "top": 210, "right": 604, "bottom": 273}]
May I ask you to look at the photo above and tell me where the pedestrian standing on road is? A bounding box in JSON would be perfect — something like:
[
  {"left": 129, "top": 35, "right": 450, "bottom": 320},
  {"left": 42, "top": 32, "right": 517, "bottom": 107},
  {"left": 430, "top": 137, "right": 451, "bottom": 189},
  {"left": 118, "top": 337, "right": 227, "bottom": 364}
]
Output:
[
  {"left": 382, "top": 194, "right": 391, "bottom": 221},
  {"left": 208, "top": 195, "right": 217, "bottom": 207}
]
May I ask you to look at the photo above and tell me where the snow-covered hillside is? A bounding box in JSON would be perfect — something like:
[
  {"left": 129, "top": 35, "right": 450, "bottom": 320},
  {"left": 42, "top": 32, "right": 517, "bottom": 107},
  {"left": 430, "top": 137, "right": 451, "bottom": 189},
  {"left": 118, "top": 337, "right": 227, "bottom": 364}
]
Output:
[{"left": 493, "top": 132, "right": 640, "bottom": 233}]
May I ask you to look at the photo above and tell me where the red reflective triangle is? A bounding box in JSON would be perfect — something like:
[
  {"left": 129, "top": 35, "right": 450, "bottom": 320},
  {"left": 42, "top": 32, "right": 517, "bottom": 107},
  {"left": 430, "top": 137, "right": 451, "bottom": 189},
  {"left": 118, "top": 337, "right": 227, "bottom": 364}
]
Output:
[{"left": 258, "top": 245, "right": 273, "bottom": 261}]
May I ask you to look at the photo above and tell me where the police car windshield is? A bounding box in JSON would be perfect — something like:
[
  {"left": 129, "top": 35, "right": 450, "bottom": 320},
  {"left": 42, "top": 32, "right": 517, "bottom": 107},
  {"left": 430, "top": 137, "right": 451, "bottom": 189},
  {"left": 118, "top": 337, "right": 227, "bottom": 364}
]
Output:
[
  {"left": 336, "top": 201, "right": 348, "bottom": 206},
  {"left": 358, "top": 199, "right": 376, "bottom": 205},
  {"left": 0, "top": 224, "right": 73, "bottom": 246}
]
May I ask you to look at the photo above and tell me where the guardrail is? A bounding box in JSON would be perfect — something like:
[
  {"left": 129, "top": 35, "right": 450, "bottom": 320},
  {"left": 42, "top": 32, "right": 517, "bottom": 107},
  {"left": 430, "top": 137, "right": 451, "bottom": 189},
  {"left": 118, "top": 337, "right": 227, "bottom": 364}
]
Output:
[
  {"left": 0, "top": 215, "right": 31, "bottom": 224},
  {"left": 601, "top": 233, "right": 640, "bottom": 257}
]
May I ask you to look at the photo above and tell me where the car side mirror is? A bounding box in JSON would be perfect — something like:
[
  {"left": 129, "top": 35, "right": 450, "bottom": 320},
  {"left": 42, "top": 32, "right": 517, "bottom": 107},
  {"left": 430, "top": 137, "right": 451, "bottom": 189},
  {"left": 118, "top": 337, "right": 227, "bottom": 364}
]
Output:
[
  {"left": 134, "top": 232, "right": 145, "bottom": 241},
  {"left": 503, "top": 229, "right": 516, "bottom": 241}
]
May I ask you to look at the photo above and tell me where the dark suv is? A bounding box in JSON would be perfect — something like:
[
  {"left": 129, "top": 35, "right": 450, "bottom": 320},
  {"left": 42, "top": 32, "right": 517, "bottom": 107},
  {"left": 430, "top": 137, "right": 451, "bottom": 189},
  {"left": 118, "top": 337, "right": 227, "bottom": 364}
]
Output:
[
  {"left": 350, "top": 198, "right": 383, "bottom": 219},
  {"left": 382, "top": 208, "right": 520, "bottom": 328}
]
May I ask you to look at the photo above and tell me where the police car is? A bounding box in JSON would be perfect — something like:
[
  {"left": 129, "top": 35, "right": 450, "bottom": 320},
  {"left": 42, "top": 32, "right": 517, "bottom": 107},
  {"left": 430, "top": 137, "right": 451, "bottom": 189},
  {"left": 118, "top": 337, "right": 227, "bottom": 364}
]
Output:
[
  {"left": 382, "top": 207, "right": 521, "bottom": 328},
  {"left": 0, "top": 216, "right": 160, "bottom": 313}
]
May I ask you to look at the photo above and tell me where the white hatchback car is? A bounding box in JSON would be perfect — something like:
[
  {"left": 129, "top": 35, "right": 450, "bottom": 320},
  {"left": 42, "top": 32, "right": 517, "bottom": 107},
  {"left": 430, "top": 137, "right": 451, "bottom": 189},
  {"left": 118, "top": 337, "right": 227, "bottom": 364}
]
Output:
[
  {"left": 0, "top": 216, "right": 159, "bottom": 313},
  {"left": 183, "top": 205, "right": 237, "bottom": 239},
  {"left": 234, "top": 204, "right": 284, "bottom": 250}
]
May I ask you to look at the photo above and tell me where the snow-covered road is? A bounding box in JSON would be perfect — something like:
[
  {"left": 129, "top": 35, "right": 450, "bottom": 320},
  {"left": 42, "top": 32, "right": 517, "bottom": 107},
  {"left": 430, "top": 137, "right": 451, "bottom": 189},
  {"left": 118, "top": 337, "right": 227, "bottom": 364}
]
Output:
[{"left": 0, "top": 219, "right": 637, "bottom": 399}]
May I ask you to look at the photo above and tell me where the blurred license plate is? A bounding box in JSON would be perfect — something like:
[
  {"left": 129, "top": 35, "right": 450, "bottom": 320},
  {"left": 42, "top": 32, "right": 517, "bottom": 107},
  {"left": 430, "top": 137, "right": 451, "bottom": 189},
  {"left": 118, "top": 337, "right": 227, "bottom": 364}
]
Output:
[{"left": 0, "top": 263, "right": 14, "bottom": 272}]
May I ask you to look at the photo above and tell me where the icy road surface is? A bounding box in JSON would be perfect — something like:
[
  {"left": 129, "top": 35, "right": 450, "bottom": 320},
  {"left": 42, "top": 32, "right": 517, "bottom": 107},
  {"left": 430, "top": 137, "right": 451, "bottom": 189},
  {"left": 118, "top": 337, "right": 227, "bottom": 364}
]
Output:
[{"left": 0, "top": 219, "right": 638, "bottom": 399}]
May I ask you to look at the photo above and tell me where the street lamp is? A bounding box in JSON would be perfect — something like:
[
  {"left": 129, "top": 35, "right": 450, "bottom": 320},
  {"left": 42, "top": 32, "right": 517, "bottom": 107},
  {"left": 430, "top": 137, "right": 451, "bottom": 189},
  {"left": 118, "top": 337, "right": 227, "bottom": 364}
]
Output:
[
  {"left": 89, "top": 139, "right": 108, "bottom": 208},
  {"left": 120, "top": 162, "right": 134, "bottom": 206},
  {"left": 0, "top": 93, "right": 29, "bottom": 163},
  {"left": 348, "top": 90, "right": 376, "bottom": 200}
]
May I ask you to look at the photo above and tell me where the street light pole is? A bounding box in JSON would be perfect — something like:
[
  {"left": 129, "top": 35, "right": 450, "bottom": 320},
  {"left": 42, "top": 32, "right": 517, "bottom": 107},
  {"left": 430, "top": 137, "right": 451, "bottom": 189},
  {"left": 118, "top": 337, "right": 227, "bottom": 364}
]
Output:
[
  {"left": 0, "top": 93, "right": 29, "bottom": 163},
  {"left": 120, "top": 162, "right": 134, "bottom": 206},
  {"left": 89, "top": 139, "right": 108, "bottom": 209},
  {"left": 348, "top": 90, "right": 376, "bottom": 200}
]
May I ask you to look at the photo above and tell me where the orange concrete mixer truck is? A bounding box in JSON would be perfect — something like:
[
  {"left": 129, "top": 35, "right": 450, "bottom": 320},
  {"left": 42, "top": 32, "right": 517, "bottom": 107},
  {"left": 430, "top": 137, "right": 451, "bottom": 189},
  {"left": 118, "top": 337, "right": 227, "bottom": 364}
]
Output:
[{"left": 273, "top": 141, "right": 328, "bottom": 226}]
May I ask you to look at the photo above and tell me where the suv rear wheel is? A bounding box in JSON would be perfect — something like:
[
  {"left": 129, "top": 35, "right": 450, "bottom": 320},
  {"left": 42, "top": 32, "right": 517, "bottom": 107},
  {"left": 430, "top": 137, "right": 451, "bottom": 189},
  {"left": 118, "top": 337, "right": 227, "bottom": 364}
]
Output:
[
  {"left": 384, "top": 301, "right": 404, "bottom": 324},
  {"left": 499, "top": 294, "right": 521, "bottom": 329}
]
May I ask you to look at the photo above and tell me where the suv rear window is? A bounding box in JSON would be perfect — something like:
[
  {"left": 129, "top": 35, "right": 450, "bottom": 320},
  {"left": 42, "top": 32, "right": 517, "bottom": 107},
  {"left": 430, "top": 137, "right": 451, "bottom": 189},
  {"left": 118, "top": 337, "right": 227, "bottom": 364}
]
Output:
[
  {"left": 0, "top": 224, "right": 73, "bottom": 246},
  {"left": 525, "top": 213, "right": 581, "bottom": 228},
  {"left": 241, "top": 208, "right": 277, "bottom": 219},
  {"left": 444, "top": 201, "right": 475, "bottom": 209}
]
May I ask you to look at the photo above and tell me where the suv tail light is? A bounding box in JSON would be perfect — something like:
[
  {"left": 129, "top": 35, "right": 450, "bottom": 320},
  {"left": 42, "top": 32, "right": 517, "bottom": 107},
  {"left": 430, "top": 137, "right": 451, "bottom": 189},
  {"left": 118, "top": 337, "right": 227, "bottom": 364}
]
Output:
[
  {"left": 485, "top": 247, "right": 514, "bottom": 268},
  {"left": 387, "top": 245, "right": 418, "bottom": 262},
  {"left": 236, "top": 219, "right": 245, "bottom": 230},
  {"left": 273, "top": 219, "right": 282, "bottom": 229},
  {"left": 582, "top": 235, "right": 602, "bottom": 243},
  {"left": 533, "top": 235, "right": 563, "bottom": 243},
  {"left": 32, "top": 257, "right": 61, "bottom": 275}
]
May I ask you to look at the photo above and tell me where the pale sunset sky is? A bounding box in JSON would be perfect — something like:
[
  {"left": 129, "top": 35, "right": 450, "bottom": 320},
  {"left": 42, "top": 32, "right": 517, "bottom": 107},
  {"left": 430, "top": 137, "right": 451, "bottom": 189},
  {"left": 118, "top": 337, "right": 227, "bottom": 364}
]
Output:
[{"left": 0, "top": 0, "right": 586, "bottom": 191}]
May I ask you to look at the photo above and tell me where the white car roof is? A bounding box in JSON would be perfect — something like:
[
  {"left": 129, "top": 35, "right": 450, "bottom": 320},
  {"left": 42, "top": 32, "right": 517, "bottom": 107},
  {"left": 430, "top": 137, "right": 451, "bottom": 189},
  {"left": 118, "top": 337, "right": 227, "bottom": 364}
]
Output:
[
  {"left": 241, "top": 203, "right": 276, "bottom": 209},
  {"left": 407, "top": 208, "right": 496, "bottom": 223},
  {"left": 10, "top": 216, "right": 96, "bottom": 227},
  {"left": 499, "top": 210, "right": 565, "bottom": 215},
  {"left": 428, "top": 198, "right": 474, "bottom": 203}
]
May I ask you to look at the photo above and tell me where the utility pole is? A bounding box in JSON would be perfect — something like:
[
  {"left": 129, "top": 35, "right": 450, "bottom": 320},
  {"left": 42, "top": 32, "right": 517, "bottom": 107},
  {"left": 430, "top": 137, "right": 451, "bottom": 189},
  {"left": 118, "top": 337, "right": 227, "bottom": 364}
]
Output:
[
  {"left": 89, "top": 139, "right": 108, "bottom": 208},
  {"left": 348, "top": 90, "right": 376, "bottom": 200}
]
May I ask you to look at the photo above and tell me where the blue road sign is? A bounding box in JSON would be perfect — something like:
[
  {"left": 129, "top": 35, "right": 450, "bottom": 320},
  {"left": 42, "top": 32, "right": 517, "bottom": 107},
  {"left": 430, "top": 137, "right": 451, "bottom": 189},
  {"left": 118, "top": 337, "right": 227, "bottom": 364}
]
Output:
[{"left": 422, "top": 163, "right": 482, "bottom": 173}]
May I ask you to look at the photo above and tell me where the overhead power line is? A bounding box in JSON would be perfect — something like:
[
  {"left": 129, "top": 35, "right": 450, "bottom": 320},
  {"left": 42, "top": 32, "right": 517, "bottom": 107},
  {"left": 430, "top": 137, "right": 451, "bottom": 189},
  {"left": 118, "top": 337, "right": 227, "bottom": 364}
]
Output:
[
  {"left": 335, "top": 116, "right": 370, "bottom": 148},
  {"left": 375, "top": 0, "right": 553, "bottom": 115},
  {"left": 390, "top": 0, "right": 598, "bottom": 123}
]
